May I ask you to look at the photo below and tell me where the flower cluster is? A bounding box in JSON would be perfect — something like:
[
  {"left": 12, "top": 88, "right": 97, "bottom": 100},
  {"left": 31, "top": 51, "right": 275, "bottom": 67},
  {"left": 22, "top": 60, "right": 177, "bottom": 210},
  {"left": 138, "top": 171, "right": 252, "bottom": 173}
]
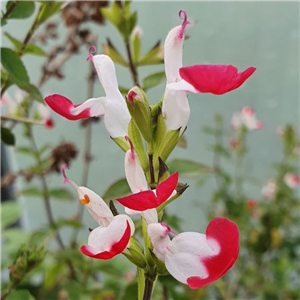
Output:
[{"left": 44, "top": 10, "right": 258, "bottom": 290}]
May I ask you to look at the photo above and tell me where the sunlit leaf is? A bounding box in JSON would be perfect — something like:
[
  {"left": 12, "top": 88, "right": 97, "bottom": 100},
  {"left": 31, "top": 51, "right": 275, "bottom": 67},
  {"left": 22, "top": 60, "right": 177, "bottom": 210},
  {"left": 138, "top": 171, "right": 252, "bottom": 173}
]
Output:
[
  {"left": 1, "top": 47, "right": 30, "bottom": 89},
  {"left": 36, "top": 1, "right": 63, "bottom": 28}
]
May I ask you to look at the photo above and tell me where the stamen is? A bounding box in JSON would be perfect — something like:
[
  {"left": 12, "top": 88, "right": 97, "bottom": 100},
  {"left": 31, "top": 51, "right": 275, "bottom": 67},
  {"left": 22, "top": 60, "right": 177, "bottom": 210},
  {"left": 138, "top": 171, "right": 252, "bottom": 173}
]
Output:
[
  {"left": 178, "top": 10, "right": 190, "bottom": 38},
  {"left": 86, "top": 45, "right": 97, "bottom": 62},
  {"left": 127, "top": 91, "right": 137, "bottom": 105},
  {"left": 125, "top": 136, "right": 135, "bottom": 160},
  {"left": 80, "top": 194, "right": 90, "bottom": 205},
  {"left": 161, "top": 222, "right": 178, "bottom": 236}
]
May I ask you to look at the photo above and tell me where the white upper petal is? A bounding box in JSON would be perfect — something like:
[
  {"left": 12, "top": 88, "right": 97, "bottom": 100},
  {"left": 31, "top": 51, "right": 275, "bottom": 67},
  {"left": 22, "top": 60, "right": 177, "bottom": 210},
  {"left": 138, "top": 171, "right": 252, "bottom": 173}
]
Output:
[
  {"left": 167, "top": 80, "right": 198, "bottom": 93},
  {"left": 164, "top": 25, "right": 184, "bottom": 84},
  {"left": 87, "top": 214, "right": 135, "bottom": 252},
  {"left": 142, "top": 209, "right": 158, "bottom": 224},
  {"left": 125, "top": 150, "right": 148, "bottom": 194},
  {"left": 71, "top": 97, "right": 106, "bottom": 117},
  {"left": 78, "top": 186, "right": 114, "bottom": 226},
  {"left": 93, "top": 55, "right": 120, "bottom": 98},
  {"left": 162, "top": 89, "right": 190, "bottom": 132}
]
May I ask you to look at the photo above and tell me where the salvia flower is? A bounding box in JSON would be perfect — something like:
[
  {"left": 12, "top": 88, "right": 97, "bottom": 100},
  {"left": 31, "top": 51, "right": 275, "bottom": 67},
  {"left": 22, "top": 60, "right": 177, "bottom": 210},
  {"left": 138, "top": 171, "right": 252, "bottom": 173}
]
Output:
[
  {"left": 147, "top": 217, "right": 239, "bottom": 289},
  {"left": 284, "top": 173, "right": 300, "bottom": 188},
  {"left": 45, "top": 49, "right": 130, "bottom": 138},
  {"left": 162, "top": 10, "right": 256, "bottom": 133},
  {"left": 116, "top": 171, "right": 178, "bottom": 212},
  {"left": 261, "top": 179, "right": 278, "bottom": 199},
  {"left": 231, "top": 106, "right": 263, "bottom": 131},
  {"left": 61, "top": 164, "right": 135, "bottom": 259}
]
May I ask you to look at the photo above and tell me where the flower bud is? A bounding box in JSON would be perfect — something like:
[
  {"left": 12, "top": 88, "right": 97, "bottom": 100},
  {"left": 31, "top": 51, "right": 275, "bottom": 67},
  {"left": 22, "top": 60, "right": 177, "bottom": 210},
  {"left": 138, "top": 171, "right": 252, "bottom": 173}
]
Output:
[{"left": 126, "top": 86, "right": 152, "bottom": 143}]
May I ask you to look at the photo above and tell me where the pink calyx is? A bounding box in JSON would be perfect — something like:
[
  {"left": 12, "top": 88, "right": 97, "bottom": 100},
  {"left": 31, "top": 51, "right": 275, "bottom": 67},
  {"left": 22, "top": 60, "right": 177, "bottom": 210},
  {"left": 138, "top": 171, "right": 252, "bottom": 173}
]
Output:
[
  {"left": 178, "top": 10, "right": 190, "bottom": 38},
  {"left": 125, "top": 136, "right": 135, "bottom": 160},
  {"left": 86, "top": 45, "right": 97, "bottom": 62}
]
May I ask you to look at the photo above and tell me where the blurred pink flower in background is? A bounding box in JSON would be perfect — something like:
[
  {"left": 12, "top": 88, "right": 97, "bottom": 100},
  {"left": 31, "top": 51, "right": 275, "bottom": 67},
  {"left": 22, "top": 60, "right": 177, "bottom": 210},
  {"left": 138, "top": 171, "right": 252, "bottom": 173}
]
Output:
[
  {"left": 261, "top": 179, "right": 278, "bottom": 199},
  {"left": 231, "top": 106, "right": 263, "bottom": 131},
  {"left": 284, "top": 173, "right": 300, "bottom": 188}
]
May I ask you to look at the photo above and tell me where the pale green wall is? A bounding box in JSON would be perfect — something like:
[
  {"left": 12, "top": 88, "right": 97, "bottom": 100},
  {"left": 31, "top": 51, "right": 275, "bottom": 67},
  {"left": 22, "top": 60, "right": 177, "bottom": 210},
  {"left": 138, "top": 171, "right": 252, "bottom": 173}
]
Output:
[{"left": 2, "top": 2, "right": 299, "bottom": 238}]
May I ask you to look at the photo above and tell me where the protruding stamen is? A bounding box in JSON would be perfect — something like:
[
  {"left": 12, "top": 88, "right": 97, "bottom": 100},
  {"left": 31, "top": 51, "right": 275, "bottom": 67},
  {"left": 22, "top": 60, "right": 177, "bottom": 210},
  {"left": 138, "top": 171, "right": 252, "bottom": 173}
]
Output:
[
  {"left": 127, "top": 91, "right": 137, "bottom": 105},
  {"left": 178, "top": 10, "right": 190, "bottom": 38},
  {"left": 161, "top": 222, "right": 178, "bottom": 236},
  {"left": 80, "top": 194, "right": 90, "bottom": 205},
  {"left": 125, "top": 136, "right": 135, "bottom": 160},
  {"left": 86, "top": 45, "right": 97, "bottom": 62}
]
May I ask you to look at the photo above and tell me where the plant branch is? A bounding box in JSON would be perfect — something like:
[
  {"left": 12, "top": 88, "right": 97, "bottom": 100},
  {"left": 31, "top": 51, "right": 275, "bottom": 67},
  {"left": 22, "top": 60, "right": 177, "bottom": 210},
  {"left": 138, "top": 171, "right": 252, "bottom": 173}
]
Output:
[
  {"left": 1, "top": 279, "right": 20, "bottom": 300},
  {"left": 1, "top": 115, "right": 45, "bottom": 125},
  {"left": 125, "top": 42, "right": 138, "bottom": 85},
  {"left": 2, "top": 1, "right": 17, "bottom": 20},
  {"left": 143, "top": 277, "right": 154, "bottom": 300}
]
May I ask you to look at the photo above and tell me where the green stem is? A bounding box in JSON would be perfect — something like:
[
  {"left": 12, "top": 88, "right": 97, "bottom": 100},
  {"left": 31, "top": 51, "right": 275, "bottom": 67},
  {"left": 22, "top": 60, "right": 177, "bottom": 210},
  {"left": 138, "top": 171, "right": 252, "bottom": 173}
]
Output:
[
  {"left": 0, "top": 279, "right": 20, "bottom": 300},
  {"left": 125, "top": 42, "right": 138, "bottom": 85}
]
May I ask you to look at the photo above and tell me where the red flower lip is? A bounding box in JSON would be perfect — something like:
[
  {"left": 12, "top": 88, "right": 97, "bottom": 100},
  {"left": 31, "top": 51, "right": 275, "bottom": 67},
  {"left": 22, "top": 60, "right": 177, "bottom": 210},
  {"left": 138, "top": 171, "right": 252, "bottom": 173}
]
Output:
[
  {"left": 116, "top": 172, "right": 179, "bottom": 211},
  {"left": 179, "top": 65, "right": 256, "bottom": 95}
]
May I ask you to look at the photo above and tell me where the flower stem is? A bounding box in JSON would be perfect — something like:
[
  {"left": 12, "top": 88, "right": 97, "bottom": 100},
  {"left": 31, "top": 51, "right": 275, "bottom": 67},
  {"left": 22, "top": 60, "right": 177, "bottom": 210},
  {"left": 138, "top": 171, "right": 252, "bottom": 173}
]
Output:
[
  {"left": 2, "top": 1, "right": 17, "bottom": 20},
  {"left": 143, "top": 278, "right": 154, "bottom": 300}
]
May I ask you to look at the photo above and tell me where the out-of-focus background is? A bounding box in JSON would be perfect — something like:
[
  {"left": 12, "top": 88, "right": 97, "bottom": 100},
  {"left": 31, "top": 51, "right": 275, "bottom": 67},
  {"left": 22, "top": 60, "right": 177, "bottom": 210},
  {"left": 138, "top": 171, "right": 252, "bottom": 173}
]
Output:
[
  {"left": 1, "top": 1, "right": 299, "bottom": 300},
  {"left": 3, "top": 1, "right": 299, "bottom": 231}
]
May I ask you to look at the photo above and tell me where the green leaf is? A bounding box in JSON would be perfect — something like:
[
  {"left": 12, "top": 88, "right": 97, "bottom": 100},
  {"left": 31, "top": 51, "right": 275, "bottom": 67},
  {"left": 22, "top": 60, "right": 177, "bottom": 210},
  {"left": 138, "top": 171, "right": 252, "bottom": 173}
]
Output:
[
  {"left": 2, "top": 229, "right": 28, "bottom": 256},
  {"left": 103, "top": 38, "right": 128, "bottom": 67},
  {"left": 1, "top": 202, "right": 21, "bottom": 228},
  {"left": 168, "top": 159, "right": 212, "bottom": 178},
  {"left": 137, "top": 268, "right": 145, "bottom": 300},
  {"left": 138, "top": 41, "right": 163, "bottom": 66},
  {"left": 25, "top": 84, "right": 44, "bottom": 103},
  {"left": 102, "top": 178, "right": 131, "bottom": 201},
  {"left": 49, "top": 188, "right": 73, "bottom": 201},
  {"left": 36, "top": 1, "right": 64, "bottom": 28},
  {"left": 4, "top": 32, "right": 46, "bottom": 57},
  {"left": 1, "top": 47, "right": 30, "bottom": 89},
  {"left": 18, "top": 187, "right": 43, "bottom": 197},
  {"left": 122, "top": 282, "right": 138, "bottom": 300},
  {"left": 6, "top": 290, "right": 35, "bottom": 300},
  {"left": 142, "top": 71, "right": 165, "bottom": 91},
  {"left": 101, "top": 2, "right": 122, "bottom": 28},
  {"left": 1, "top": 127, "right": 15, "bottom": 146},
  {"left": 5, "top": 1, "right": 35, "bottom": 20}
]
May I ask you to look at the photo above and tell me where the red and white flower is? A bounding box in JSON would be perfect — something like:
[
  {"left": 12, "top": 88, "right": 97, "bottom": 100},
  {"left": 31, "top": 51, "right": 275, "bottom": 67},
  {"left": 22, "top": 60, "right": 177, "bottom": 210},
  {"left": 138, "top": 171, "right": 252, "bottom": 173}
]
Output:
[
  {"left": 61, "top": 164, "right": 134, "bottom": 259},
  {"left": 119, "top": 136, "right": 177, "bottom": 223},
  {"left": 162, "top": 10, "right": 256, "bottom": 132},
  {"left": 284, "top": 173, "right": 300, "bottom": 188},
  {"left": 45, "top": 49, "right": 130, "bottom": 138},
  {"left": 231, "top": 106, "right": 263, "bottom": 131},
  {"left": 147, "top": 217, "right": 239, "bottom": 289}
]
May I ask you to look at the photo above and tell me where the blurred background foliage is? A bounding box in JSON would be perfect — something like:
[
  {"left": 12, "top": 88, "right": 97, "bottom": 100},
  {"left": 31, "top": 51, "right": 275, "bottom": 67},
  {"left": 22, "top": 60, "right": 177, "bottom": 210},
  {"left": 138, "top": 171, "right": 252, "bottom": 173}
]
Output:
[{"left": 1, "top": 1, "right": 299, "bottom": 300}]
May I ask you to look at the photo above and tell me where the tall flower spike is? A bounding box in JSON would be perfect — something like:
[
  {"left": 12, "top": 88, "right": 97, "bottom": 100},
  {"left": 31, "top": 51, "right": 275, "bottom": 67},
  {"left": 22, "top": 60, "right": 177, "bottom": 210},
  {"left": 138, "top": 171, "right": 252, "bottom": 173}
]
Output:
[
  {"left": 45, "top": 52, "right": 130, "bottom": 138},
  {"left": 148, "top": 218, "right": 239, "bottom": 289},
  {"left": 61, "top": 164, "right": 135, "bottom": 260},
  {"left": 116, "top": 172, "right": 178, "bottom": 211}
]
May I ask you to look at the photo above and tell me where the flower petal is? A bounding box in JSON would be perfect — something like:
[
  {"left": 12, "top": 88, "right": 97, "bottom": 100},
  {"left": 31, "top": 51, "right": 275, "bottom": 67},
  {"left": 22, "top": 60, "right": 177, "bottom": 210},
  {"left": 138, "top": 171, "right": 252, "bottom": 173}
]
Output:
[
  {"left": 162, "top": 89, "right": 190, "bottom": 132},
  {"left": 116, "top": 190, "right": 157, "bottom": 211},
  {"left": 186, "top": 218, "right": 239, "bottom": 289},
  {"left": 80, "top": 217, "right": 133, "bottom": 260},
  {"left": 178, "top": 65, "right": 256, "bottom": 95},
  {"left": 44, "top": 94, "right": 105, "bottom": 120},
  {"left": 156, "top": 172, "right": 179, "bottom": 203}
]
